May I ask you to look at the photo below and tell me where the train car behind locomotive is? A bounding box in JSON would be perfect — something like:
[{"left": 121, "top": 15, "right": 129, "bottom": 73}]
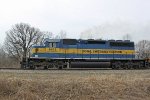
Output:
[{"left": 21, "top": 38, "right": 150, "bottom": 69}]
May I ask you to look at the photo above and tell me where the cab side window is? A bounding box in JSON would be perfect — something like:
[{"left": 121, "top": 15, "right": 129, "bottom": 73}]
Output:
[
  {"left": 49, "top": 43, "right": 56, "bottom": 48},
  {"left": 49, "top": 43, "right": 52, "bottom": 47},
  {"left": 53, "top": 43, "right": 56, "bottom": 47}
]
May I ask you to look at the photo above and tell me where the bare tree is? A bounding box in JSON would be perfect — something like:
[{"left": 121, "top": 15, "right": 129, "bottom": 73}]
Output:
[
  {"left": 0, "top": 45, "right": 18, "bottom": 68},
  {"left": 123, "top": 34, "right": 132, "bottom": 40},
  {"left": 0, "top": 45, "right": 6, "bottom": 58},
  {"left": 59, "top": 30, "right": 67, "bottom": 39},
  {"left": 135, "top": 40, "right": 150, "bottom": 59},
  {"left": 39, "top": 31, "right": 54, "bottom": 45},
  {"left": 43, "top": 31, "right": 54, "bottom": 39},
  {"left": 80, "top": 29, "right": 94, "bottom": 39},
  {"left": 55, "top": 30, "right": 67, "bottom": 39},
  {"left": 0, "top": 45, "right": 6, "bottom": 67},
  {"left": 4, "top": 23, "right": 43, "bottom": 62}
]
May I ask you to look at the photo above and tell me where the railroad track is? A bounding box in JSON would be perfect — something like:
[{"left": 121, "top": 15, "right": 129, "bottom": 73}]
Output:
[
  {"left": 0, "top": 68, "right": 23, "bottom": 70},
  {"left": 0, "top": 67, "right": 150, "bottom": 70},
  {"left": 0, "top": 68, "right": 111, "bottom": 70}
]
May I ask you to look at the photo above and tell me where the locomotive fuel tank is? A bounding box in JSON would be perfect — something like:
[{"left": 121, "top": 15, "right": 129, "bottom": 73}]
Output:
[{"left": 70, "top": 62, "right": 110, "bottom": 68}]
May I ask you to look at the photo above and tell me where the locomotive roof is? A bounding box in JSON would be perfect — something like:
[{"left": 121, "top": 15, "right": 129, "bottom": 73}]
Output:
[
  {"left": 44, "top": 38, "right": 133, "bottom": 44},
  {"left": 65, "top": 39, "right": 132, "bottom": 43}
]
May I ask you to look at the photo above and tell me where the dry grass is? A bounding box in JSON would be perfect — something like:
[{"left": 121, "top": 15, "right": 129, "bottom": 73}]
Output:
[{"left": 0, "top": 70, "right": 150, "bottom": 100}]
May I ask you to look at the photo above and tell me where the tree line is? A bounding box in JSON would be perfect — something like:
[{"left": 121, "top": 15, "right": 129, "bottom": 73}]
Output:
[
  {"left": 0, "top": 23, "right": 149, "bottom": 68},
  {"left": 0, "top": 23, "right": 67, "bottom": 68}
]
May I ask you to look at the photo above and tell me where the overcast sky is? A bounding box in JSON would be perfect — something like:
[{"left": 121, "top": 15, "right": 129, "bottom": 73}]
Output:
[{"left": 0, "top": 0, "right": 150, "bottom": 44}]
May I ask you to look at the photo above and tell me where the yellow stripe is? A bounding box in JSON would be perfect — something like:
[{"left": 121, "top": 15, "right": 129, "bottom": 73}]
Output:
[{"left": 32, "top": 48, "right": 135, "bottom": 55}]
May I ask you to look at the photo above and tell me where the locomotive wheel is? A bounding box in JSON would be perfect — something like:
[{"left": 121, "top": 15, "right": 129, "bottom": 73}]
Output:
[
  {"left": 55, "top": 61, "right": 67, "bottom": 70},
  {"left": 122, "top": 62, "right": 127, "bottom": 70},
  {"left": 145, "top": 62, "right": 150, "bottom": 69},
  {"left": 111, "top": 64, "right": 116, "bottom": 69},
  {"left": 58, "top": 65, "right": 63, "bottom": 70},
  {"left": 135, "top": 62, "right": 144, "bottom": 69},
  {"left": 126, "top": 64, "right": 132, "bottom": 69},
  {"left": 125, "top": 62, "right": 133, "bottom": 70},
  {"left": 139, "top": 62, "right": 145, "bottom": 69},
  {"left": 111, "top": 61, "right": 122, "bottom": 70},
  {"left": 44, "top": 66, "right": 48, "bottom": 70},
  {"left": 30, "top": 65, "right": 36, "bottom": 70},
  {"left": 116, "top": 62, "right": 123, "bottom": 70}
]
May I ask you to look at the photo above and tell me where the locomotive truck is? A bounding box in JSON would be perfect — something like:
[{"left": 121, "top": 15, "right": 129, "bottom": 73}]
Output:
[{"left": 21, "top": 38, "right": 150, "bottom": 69}]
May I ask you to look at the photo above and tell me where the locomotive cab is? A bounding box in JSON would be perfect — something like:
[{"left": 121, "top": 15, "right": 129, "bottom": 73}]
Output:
[{"left": 31, "top": 39, "right": 61, "bottom": 58}]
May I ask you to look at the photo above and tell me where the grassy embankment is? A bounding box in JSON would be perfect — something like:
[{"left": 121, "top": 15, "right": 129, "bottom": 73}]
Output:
[{"left": 0, "top": 70, "right": 150, "bottom": 100}]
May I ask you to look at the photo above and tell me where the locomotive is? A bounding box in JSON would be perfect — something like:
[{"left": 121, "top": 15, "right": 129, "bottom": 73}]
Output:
[{"left": 21, "top": 38, "right": 150, "bottom": 69}]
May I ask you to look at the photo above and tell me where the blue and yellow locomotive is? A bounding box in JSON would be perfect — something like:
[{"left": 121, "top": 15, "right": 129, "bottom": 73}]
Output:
[
  {"left": 24, "top": 39, "right": 149, "bottom": 69},
  {"left": 31, "top": 39, "right": 135, "bottom": 59}
]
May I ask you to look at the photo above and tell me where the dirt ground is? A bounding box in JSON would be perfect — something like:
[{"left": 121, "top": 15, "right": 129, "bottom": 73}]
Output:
[{"left": 0, "top": 69, "right": 150, "bottom": 100}]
